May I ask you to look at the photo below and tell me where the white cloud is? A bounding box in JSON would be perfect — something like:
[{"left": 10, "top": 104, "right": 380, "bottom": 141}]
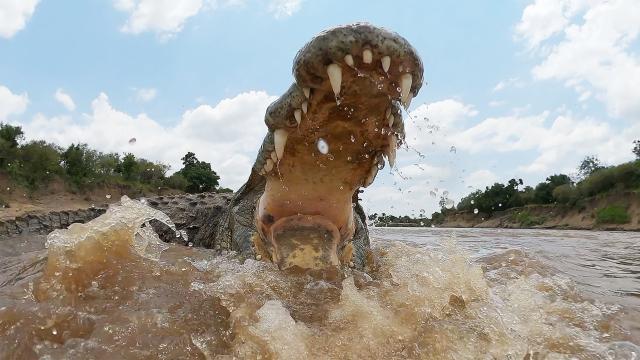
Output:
[
  {"left": 0, "top": 85, "right": 28, "bottom": 120},
  {"left": 398, "top": 163, "right": 451, "bottom": 180},
  {"left": 517, "top": 0, "right": 640, "bottom": 118},
  {"left": 0, "top": 0, "right": 39, "bottom": 39},
  {"left": 453, "top": 113, "right": 549, "bottom": 153},
  {"left": 114, "top": 0, "right": 205, "bottom": 38},
  {"left": 135, "top": 87, "right": 157, "bottom": 102},
  {"left": 443, "top": 107, "right": 638, "bottom": 175},
  {"left": 20, "top": 91, "right": 276, "bottom": 189},
  {"left": 268, "top": 0, "right": 302, "bottom": 18},
  {"left": 54, "top": 88, "right": 76, "bottom": 111},
  {"left": 404, "top": 99, "right": 477, "bottom": 151},
  {"left": 492, "top": 77, "right": 523, "bottom": 92},
  {"left": 113, "top": 0, "right": 301, "bottom": 38},
  {"left": 465, "top": 170, "right": 499, "bottom": 190}
]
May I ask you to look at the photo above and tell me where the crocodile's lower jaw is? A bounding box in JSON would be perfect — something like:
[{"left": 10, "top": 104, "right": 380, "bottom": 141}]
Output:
[{"left": 250, "top": 23, "right": 423, "bottom": 270}]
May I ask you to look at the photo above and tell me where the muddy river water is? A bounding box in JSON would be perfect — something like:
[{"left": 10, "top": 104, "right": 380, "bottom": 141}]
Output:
[{"left": 1, "top": 198, "right": 639, "bottom": 359}]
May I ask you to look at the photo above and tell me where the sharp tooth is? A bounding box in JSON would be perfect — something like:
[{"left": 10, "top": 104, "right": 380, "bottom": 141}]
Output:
[
  {"left": 364, "top": 164, "right": 378, "bottom": 187},
  {"left": 362, "top": 49, "right": 372, "bottom": 64},
  {"left": 344, "top": 54, "right": 354, "bottom": 67},
  {"left": 405, "top": 95, "right": 413, "bottom": 108},
  {"left": 271, "top": 151, "right": 278, "bottom": 163},
  {"left": 400, "top": 73, "right": 413, "bottom": 106},
  {"left": 385, "top": 134, "right": 397, "bottom": 168},
  {"left": 303, "top": 87, "right": 310, "bottom": 99},
  {"left": 326, "top": 64, "right": 342, "bottom": 96},
  {"left": 294, "top": 109, "right": 302, "bottom": 125},
  {"left": 388, "top": 114, "right": 394, "bottom": 127},
  {"left": 264, "top": 159, "right": 274, "bottom": 172},
  {"left": 301, "top": 101, "right": 308, "bottom": 114},
  {"left": 274, "top": 129, "right": 288, "bottom": 161},
  {"left": 381, "top": 56, "right": 391, "bottom": 73}
]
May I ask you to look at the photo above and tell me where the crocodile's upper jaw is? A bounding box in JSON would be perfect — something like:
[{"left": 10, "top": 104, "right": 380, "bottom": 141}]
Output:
[{"left": 249, "top": 23, "right": 424, "bottom": 271}]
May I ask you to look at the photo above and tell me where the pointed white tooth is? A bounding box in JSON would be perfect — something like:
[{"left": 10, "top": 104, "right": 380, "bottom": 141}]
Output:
[
  {"left": 274, "top": 129, "right": 288, "bottom": 161},
  {"left": 381, "top": 56, "right": 391, "bottom": 73},
  {"left": 400, "top": 73, "right": 413, "bottom": 106},
  {"left": 303, "top": 87, "right": 310, "bottom": 99},
  {"left": 364, "top": 165, "right": 378, "bottom": 187},
  {"left": 405, "top": 94, "right": 413, "bottom": 108},
  {"left": 271, "top": 151, "right": 278, "bottom": 163},
  {"left": 385, "top": 134, "right": 397, "bottom": 168},
  {"left": 294, "top": 109, "right": 302, "bottom": 125},
  {"left": 362, "top": 49, "right": 372, "bottom": 64},
  {"left": 326, "top": 63, "right": 342, "bottom": 96},
  {"left": 344, "top": 54, "right": 354, "bottom": 67},
  {"left": 264, "top": 158, "right": 274, "bottom": 172},
  {"left": 388, "top": 114, "right": 394, "bottom": 127},
  {"left": 301, "top": 101, "right": 308, "bottom": 114}
]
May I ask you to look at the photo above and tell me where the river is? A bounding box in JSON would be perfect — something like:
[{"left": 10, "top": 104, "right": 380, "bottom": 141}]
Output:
[{"left": 1, "top": 199, "right": 639, "bottom": 359}]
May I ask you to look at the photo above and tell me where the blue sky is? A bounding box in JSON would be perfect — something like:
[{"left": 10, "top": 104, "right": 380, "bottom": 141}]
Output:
[{"left": 1, "top": 0, "right": 639, "bottom": 216}]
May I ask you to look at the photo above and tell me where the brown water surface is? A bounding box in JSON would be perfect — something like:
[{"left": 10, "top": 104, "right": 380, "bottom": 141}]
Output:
[{"left": 1, "top": 198, "right": 639, "bottom": 359}]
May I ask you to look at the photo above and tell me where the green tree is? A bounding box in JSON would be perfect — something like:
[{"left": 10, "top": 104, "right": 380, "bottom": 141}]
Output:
[
  {"left": 61, "top": 144, "right": 99, "bottom": 185},
  {"left": 177, "top": 152, "right": 220, "bottom": 193},
  {"left": 633, "top": 140, "right": 640, "bottom": 160},
  {"left": 95, "top": 152, "right": 121, "bottom": 176},
  {"left": 533, "top": 174, "right": 572, "bottom": 204},
  {"left": 13, "top": 141, "right": 62, "bottom": 190},
  {"left": 0, "top": 123, "right": 24, "bottom": 168},
  {"left": 121, "top": 153, "right": 139, "bottom": 181},
  {"left": 578, "top": 156, "right": 603, "bottom": 179}
]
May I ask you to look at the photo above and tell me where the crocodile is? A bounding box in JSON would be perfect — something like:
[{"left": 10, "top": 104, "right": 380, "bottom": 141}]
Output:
[{"left": 193, "top": 23, "right": 424, "bottom": 271}]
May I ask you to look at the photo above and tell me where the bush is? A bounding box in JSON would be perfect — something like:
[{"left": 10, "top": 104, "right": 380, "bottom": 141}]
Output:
[
  {"left": 165, "top": 173, "right": 189, "bottom": 191},
  {"left": 578, "top": 161, "right": 640, "bottom": 197},
  {"left": 514, "top": 211, "right": 544, "bottom": 227},
  {"left": 12, "top": 141, "right": 62, "bottom": 190},
  {"left": 596, "top": 205, "right": 630, "bottom": 224},
  {"left": 552, "top": 184, "right": 577, "bottom": 204}
]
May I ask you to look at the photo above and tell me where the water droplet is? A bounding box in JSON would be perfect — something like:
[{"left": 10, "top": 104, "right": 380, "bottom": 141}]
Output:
[
  {"left": 449, "top": 146, "right": 457, "bottom": 153},
  {"left": 327, "top": 154, "right": 334, "bottom": 160},
  {"left": 445, "top": 198, "right": 455, "bottom": 209},
  {"left": 128, "top": 137, "right": 137, "bottom": 144},
  {"left": 350, "top": 135, "right": 356, "bottom": 142},
  {"left": 474, "top": 208, "right": 479, "bottom": 214},
  {"left": 105, "top": 194, "right": 112, "bottom": 199},
  {"left": 52, "top": 328, "right": 58, "bottom": 335},
  {"left": 470, "top": 200, "right": 475, "bottom": 204},
  {"left": 317, "top": 138, "right": 329, "bottom": 154},
  {"left": 498, "top": 203, "right": 502, "bottom": 207}
]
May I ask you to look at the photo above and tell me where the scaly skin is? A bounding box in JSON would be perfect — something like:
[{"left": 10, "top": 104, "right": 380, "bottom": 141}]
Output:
[{"left": 193, "top": 23, "right": 424, "bottom": 271}]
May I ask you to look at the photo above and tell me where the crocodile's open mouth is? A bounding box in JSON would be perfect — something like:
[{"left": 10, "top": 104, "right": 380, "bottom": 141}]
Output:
[{"left": 251, "top": 23, "right": 424, "bottom": 270}]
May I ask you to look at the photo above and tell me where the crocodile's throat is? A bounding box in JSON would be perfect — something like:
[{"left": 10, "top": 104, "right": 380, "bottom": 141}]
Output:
[{"left": 250, "top": 23, "right": 424, "bottom": 270}]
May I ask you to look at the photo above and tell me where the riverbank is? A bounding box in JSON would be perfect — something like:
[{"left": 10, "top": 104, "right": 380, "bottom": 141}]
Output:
[{"left": 438, "top": 191, "right": 640, "bottom": 231}]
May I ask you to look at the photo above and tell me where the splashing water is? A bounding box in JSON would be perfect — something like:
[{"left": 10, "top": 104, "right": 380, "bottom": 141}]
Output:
[{"left": 0, "top": 198, "right": 638, "bottom": 359}]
